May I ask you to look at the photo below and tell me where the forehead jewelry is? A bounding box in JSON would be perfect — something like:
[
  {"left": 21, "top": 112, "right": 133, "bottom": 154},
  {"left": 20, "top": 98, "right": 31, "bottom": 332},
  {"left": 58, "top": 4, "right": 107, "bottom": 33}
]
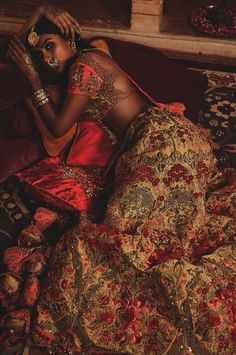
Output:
[
  {"left": 46, "top": 57, "right": 59, "bottom": 68},
  {"left": 27, "top": 25, "right": 39, "bottom": 47}
]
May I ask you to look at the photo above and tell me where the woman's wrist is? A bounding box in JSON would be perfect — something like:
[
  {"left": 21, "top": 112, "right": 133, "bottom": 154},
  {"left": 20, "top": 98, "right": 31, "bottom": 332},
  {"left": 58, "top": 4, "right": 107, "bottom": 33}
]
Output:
[
  {"left": 27, "top": 66, "right": 42, "bottom": 90},
  {"left": 24, "top": 64, "right": 41, "bottom": 90},
  {"left": 30, "top": 78, "right": 43, "bottom": 92}
]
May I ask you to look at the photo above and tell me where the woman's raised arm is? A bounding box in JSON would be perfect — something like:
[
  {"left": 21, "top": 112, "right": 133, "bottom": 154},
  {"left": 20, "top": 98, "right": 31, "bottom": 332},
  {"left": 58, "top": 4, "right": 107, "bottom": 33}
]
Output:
[
  {"left": 19, "top": 4, "right": 81, "bottom": 41},
  {"left": 8, "top": 35, "right": 89, "bottom": 138},
  {"left": 18, "top": 6, "right": 44, "bottom": 39}
]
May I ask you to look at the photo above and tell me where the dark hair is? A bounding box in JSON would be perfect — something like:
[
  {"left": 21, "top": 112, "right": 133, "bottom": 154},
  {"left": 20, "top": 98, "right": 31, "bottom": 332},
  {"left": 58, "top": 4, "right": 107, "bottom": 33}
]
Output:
[
  {"left": 33, "top": 16, "right": 62, "bottom": 36},
  {"left": 26, "top": 16, "right": 93, "bottom": 52}
]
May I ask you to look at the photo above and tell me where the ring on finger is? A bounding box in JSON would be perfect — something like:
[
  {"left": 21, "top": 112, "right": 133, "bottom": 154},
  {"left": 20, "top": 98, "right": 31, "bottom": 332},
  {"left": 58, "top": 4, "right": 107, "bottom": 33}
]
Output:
[{"left": 25, "top": 56, "right": 32, "bottom": 65}]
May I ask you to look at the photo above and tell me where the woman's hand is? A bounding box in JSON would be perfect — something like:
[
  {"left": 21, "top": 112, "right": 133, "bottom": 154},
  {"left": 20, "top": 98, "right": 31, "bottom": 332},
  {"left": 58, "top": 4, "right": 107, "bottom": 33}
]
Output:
[
  {"left": 41, "top": 5, "right": 82, "bottom": 41},
  {"left": 8, "top": 36, "right": 41, "bottom": 90},
  {"left": 18, "top": 5, "right": 81, "bottom": 42}
]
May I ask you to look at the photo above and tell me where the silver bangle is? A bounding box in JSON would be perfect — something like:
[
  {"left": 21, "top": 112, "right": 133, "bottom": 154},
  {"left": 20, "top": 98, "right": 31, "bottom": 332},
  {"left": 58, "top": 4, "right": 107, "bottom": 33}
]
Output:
[
  {"left": 31, "top": 88, "right": 48, "bottom": 99},
  {"left": 34, "top": 96, "right": 50, "bottom": 108},
  {"left": 31, "top": 88, "right": 50, "bottom": 108}
]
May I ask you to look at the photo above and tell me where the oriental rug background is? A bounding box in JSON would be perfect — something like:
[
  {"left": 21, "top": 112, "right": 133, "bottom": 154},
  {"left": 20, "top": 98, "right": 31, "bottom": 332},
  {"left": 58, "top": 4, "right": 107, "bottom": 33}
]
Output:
[
  {"left": 0, "top": 68, "right": 235, "bottom": 355},
  {"left": 197, "top": 69, "right": 236, "bottom": 169}
]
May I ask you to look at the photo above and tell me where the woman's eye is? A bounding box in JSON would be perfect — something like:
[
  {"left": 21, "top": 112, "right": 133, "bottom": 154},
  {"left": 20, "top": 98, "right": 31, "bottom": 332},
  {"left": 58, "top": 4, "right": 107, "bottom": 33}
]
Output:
[{"left": 45, "top": 42, "right": 54, "bottom": 50}]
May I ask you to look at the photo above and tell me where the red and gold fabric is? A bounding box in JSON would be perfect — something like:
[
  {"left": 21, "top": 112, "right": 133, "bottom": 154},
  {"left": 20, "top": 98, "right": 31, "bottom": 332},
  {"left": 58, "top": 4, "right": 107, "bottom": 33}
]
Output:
[
  {"left": 30, "top": 106, "right": 236, "bottom": 354},
  {"left": 3, "top": 47, "right": 235, "bottom": 354}
]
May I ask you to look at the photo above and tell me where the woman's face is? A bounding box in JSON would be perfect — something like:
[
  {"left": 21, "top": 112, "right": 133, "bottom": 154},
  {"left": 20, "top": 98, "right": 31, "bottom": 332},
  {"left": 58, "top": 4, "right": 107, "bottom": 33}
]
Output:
[{"left": 34, "top": 33, "right": 74, "bottom": 73}]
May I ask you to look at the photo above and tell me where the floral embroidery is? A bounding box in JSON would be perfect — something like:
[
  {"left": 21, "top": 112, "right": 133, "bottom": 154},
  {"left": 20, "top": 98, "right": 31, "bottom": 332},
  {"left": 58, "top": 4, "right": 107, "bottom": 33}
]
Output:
[
  {"left": 163, "top": 163, "right": 194, "bottom": 186},
  {"left": 2, "top": 105, "right": 235, "bottom": 355},
  {"left": 69, "top": 64, "right": 103, "bottom": 96}
]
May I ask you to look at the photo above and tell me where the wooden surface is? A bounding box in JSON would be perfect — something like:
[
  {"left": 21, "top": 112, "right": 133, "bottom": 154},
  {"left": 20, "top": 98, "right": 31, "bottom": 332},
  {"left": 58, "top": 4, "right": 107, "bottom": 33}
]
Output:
[
  {"left": 0, "top": 0, "right": 235, "bottom": 66},
  {"left": 0, "top": 0, "right": 131, "bottom": 28},
  {"left": 161, "top": 0, "right": 236, "bottom": 41}
]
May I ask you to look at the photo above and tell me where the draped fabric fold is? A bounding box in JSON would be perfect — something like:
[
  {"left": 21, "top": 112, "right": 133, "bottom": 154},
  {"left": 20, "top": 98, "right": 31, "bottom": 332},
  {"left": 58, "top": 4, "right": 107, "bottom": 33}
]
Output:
[
  {"left": 30, "top": 107, "right": 236, "bottom": 354},
  {"left": 1, "top": 45, "right": 235, "bottom": 354},
  {"left": 16, "top": 119, "right": 118, "bottom": 216}
]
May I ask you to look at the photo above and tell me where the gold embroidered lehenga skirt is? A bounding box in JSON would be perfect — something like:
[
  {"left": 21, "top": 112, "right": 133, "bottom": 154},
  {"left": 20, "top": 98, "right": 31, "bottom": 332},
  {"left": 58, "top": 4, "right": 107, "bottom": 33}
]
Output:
[{"left": 32, "top": 107, "right": 236, "bottom": 354}]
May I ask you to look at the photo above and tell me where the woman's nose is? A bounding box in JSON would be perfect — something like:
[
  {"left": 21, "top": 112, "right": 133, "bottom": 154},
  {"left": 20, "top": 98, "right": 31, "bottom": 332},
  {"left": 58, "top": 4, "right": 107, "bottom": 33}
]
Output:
[{"left": 42, "top": 52, "right": 50, "bottom": 65}]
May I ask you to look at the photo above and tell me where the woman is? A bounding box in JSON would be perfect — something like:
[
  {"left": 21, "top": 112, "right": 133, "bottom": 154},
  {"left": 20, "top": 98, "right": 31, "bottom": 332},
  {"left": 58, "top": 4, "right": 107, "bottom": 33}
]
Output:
[
  {"left": 1, "top": 4, "right": 236, "bottom": 355},
  {"left": 7, "top": 6, "right": 120, "bottom": 219}
]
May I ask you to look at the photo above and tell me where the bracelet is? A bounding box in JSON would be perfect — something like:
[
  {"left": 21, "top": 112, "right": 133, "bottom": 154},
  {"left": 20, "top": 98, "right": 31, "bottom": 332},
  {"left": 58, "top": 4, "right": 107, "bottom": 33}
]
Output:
[
  {"left": 31, "top": 88, "right": 50, "bottom": 108},
  {"left": 31, "top": 88, "right": 48, "bottom": 101}
]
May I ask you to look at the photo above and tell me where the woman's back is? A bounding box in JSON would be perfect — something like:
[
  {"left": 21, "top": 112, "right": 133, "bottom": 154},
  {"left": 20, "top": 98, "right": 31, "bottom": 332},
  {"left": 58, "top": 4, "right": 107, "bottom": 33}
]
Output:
[{"left": 69, "top": 48, "right": 148, "bottom": 139}]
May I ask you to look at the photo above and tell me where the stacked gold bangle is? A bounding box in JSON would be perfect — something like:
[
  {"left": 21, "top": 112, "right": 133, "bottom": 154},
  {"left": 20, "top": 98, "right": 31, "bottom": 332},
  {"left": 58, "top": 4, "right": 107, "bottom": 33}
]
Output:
[{"left": 31, "top": 88, "right": 49, "bottom": 108}]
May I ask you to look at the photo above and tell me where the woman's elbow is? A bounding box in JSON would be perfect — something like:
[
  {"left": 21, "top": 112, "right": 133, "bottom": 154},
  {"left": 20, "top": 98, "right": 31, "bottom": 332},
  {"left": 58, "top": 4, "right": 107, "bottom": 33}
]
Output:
[
  {"left": 52, "top": 129, "right": 66, "bottom": 138},
  {"left": 52, "top": 125, "right": 74, "bottom": 138}
]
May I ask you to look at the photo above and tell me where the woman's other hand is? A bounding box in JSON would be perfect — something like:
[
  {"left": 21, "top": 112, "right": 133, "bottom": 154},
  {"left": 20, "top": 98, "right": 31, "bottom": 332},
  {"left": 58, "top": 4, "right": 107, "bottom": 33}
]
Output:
[
  {"left": 41, "top": 5, "right": 82, "bottom": 41},
  {"left": 8, "top": 36, "right": 41, "bottom": 89},
  {"left": 18, "top": 5, "right": 81, "bottom": 42},
  {"left": 18, "top": 6, "right": 44, "bottom": 39}
]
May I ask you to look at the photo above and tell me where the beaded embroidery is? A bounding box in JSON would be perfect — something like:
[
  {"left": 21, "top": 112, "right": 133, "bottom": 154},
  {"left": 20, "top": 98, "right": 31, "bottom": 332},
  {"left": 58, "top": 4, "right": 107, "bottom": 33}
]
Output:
[
  {"left": 70, "top": 49, "right": 135, "bottom": 105},
  {"left": 68, "top": 49, "right": 137, "bottom": 146},
  {"left": 70, "top": 67, "right": 104, "bottom": 96},
  {"left": 61, "top": 164, "right": 103, "bottom": 198}
]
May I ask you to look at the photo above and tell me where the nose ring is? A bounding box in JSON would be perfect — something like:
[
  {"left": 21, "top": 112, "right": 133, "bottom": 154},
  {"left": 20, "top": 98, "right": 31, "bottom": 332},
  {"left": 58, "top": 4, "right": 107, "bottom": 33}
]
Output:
[{"left": 46, "top": 57, "right": 59, "bottom": 68}]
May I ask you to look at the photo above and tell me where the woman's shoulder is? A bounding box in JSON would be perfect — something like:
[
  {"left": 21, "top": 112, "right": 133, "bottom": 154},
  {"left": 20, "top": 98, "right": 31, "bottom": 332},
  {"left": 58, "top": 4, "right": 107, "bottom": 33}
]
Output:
[
  {"left": 79, "top": 47, "right": 112, "bottom": 59},
  {"left": 74, "top": 48, "right": 116, "bottom": 68},
  {"left": 69, "top": 48, "right": 119, "bottom": 82},
  {"left": 68, "top": 50, "right": 102, "bottom": 77},
  {"left": 67, "top": 50, "right": 106, "bottom": 94}
]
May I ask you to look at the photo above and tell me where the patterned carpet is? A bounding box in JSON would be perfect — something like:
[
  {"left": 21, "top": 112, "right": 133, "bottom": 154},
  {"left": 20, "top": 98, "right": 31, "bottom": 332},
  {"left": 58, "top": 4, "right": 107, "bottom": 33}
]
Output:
[
  {"left": 198, "top": 71, "right": 236, "bottom": 168},
  {"left": 197, "top": 70, "right": 236, "bottom": 169},
  {"left": 0, "top": 179, "right": 31, "bottom": 275},
  {"left": 0, "top": 68, "right": 235, "bottom": 354}
]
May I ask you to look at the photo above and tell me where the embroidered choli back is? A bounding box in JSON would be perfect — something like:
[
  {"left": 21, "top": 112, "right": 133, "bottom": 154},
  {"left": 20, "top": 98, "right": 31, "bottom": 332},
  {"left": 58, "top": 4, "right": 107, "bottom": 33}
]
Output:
[{"left": 68, "top": 49, "right": 136, "bottom": 126}]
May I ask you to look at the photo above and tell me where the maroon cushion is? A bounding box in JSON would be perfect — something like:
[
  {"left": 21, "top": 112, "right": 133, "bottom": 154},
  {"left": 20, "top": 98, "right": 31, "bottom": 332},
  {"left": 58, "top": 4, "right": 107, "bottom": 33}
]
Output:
[
  {"left": 0, "top": 63, "right": 30, "bottom": 110},
  {"left": 0, "top": 136, "right": 45, "bottom": 184},
  {"left": 100, "top": 37, "right": 208, "bottom": 122},
  {"left": 0, "top": 35, "right": 44, "bottom": 182},
  {"left": 0, "top": 106, "right": 45, "bottom": 184},
  {"left": 0, "top": 36, "right": 32, "bottom": 137},
  {"left": 1, "top": 101, "right": 39, "bottom": 136},
  {"left": 0, "top": 38, "right": 30, "bottom": 111}
]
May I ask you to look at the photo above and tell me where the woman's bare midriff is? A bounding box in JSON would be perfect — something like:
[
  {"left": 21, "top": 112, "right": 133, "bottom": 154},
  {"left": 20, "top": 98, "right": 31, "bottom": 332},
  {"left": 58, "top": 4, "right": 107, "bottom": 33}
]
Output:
[{"left": 104, "top": 92, "right": 149, "bottom": 140}]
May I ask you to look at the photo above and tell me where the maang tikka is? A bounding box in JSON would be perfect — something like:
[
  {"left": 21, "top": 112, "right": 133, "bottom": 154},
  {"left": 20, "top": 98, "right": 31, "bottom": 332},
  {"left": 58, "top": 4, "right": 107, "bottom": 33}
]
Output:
[{"left": 27, "top": 25, "right": 39, "bottom": 47}]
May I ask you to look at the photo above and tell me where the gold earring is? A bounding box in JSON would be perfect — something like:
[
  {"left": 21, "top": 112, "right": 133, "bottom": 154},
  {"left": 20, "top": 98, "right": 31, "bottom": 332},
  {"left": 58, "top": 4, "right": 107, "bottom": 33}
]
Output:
[{"left": 70, "top": 40, "right": 77, "bottom": 54}]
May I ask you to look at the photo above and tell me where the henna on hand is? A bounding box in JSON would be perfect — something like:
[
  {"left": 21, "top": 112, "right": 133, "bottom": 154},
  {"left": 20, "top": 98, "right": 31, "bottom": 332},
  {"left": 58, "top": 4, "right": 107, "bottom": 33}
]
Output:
[
  {"left": 8, "top": 36, "right": 41, "bottom": 88},
  {"left": 25, "top": 56, "right": 36, "bottom": 75}
]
